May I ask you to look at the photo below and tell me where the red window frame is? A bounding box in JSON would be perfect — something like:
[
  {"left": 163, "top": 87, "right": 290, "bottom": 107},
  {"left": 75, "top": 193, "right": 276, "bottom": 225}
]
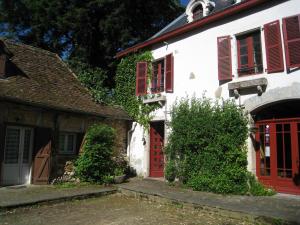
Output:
[
  {"left": 150, "top": 53, "right": 174, "bottom": 94},
  {"left": 151, "top": 60, "right": 164, "bottom": 94},
  {"left": 237, "top": 31, "right": 263, "bottom": 76}
]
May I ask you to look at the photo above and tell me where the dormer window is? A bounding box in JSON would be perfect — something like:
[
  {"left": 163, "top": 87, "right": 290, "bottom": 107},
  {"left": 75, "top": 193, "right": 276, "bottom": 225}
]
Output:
[
  {"left": 192, "top": 5, "right": 203, "bottom": 20},
  {"left": 186, "top": 0, "right": 215, "bottom": 23}
]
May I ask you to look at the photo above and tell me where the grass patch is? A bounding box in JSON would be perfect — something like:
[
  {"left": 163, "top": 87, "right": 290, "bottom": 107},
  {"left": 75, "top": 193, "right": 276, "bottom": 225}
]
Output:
[{"left": 53, "top": 182, "right": 97, "bottom": 189}]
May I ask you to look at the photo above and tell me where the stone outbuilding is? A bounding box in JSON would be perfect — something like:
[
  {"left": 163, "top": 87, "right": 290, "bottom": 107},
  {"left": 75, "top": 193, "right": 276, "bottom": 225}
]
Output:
[{"left": 0, "top": 39, "right": 131, "bottom": 186}]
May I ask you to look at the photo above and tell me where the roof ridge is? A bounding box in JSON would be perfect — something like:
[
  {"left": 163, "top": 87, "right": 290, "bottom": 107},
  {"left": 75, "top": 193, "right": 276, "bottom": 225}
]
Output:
[
  {"left": 0, "top": 38, "right": 58, "bottom": 58},
  {"left": 150, "top": 13, "right": 187, "bottom": 40}
]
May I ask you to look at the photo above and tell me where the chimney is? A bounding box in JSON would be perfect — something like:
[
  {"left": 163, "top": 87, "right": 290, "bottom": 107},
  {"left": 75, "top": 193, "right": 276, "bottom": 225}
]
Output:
[{"left": 0, "top": 54, "right": 7, "bottom": 78}]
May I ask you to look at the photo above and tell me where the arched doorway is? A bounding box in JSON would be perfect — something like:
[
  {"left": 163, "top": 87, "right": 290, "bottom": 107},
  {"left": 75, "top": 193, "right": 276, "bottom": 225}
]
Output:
[{"left": 252, "top": 100, "right": 300, "bottom": 194}]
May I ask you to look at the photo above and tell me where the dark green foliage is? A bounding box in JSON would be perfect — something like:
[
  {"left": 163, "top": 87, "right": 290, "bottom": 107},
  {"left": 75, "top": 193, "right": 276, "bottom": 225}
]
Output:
[
  {"left": 248, "top": 173, "right": 276, "bottom": 196},
  {"left": 165, "top": 160, "right": 177, "bottom": 182},
  {"left": 74, "top": 124, "right": 116, "bottom": 183},
  {"left": 165, "top": 96, "right": 272, "bottom": 195},
  {"left": 115, "top": 51, "right": 160, "bottom": 127},
  {"left": 0, "top": 0, "right": 183, "bottom": 87},
  {"left": 68, "top": 59, "right": 111, "bottom": 104}
]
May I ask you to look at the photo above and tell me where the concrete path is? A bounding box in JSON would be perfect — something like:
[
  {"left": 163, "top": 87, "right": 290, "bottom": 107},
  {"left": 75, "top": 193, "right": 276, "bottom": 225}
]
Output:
[
  {"left": 118, "top": 178, "right": 300, "bottom": 224},
  {"left": 0, "top": 184, "right": 117, "bottom": 210}
]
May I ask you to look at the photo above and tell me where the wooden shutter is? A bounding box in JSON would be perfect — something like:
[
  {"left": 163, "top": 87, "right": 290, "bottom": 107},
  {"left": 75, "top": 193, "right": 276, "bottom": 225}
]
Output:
[
  {"left": 165, "top": 54, "right": 174, "bottom": 93},
  {"left": 283, "top": 14, "right": 300, "bottom": 69},
  {"left": 264, "top": 20, "right": 284, "bottom": 73},
  {"left": 217, "top": 36, "right": 232, "bottom": 81},
  {"left": 32, "top": 127, "right": 52, "bottom": 184},
  {"left": 136, "top": 62, "right": 147, "bottom": 96}
]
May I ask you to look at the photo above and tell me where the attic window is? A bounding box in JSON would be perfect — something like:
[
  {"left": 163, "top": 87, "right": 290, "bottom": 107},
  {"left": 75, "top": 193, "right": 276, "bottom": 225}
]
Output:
[
  {"left": 186, "top": 0, "right": 215, "bottom": 23},
  {"left": 192, "top": 5, "right": 203, "bottom": 20}
]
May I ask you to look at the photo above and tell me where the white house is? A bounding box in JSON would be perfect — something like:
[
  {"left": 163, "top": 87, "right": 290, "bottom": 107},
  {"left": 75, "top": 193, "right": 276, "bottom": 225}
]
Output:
[{"left": 117, "top": 0, "right": 300, "bottom": 195}]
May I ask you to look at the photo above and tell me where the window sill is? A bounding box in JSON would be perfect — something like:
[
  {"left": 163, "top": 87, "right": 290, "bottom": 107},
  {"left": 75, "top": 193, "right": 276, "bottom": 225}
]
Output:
[
  {"left": 228, "top": 77, "right": 268, "bottom": 98},
  {"left": 143, "top": 95, "right": 166, "bottom": 106},
  {"left": 237, "top": 72, "right": 263, "bottom": 78}
]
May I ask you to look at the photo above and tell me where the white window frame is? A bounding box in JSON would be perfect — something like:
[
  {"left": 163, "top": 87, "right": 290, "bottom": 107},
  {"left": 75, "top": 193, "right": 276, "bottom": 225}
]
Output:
[{"left": 59, "top": 132, "right": 77, "bottom": 155}]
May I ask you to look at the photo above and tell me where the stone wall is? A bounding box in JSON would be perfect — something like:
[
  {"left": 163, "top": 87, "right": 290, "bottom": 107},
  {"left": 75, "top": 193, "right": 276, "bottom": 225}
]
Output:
[{"left": 0, "top": 101, "right": 130, "bottom": 183}]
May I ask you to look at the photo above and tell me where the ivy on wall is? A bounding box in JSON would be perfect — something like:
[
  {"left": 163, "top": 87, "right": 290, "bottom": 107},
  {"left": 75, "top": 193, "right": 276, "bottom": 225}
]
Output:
[{"left": 115, "top": 51, "right": 160, "bottom": 129}]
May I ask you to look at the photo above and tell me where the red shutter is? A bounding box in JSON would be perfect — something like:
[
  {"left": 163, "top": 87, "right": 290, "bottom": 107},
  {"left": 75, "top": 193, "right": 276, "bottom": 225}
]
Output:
[
  {"left": 217, "top": 36, "right": 232, "bottom": 81},
  {"left": 283, "top": 14, "right": 300, "bottom": 69},
  {"left": 157, "top": 63, "right": 162, "bottom": 92},
  {"left": 264, "top": 20, "right": 284, "bottom": 73},
  {"left": 165, "top": 54, "right": 174, "bottom": 93},
  {"left": 136, "top": 62, "right": 147, "bottom": 96}
]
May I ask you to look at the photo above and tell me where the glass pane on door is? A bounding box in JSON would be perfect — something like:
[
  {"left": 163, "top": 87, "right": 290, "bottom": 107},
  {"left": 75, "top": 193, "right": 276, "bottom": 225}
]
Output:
[
  {"left": 276, "top": 124, "right": 292, "bottom": 178},
  {"left": 259, "top": 125, "right": 271, "bottom": 176},
  {"left": 23, "top": 129, "right": 32, "bottom": 163},
  {"left": 4, "top": 128, "right": 21, "bottom": 164}
]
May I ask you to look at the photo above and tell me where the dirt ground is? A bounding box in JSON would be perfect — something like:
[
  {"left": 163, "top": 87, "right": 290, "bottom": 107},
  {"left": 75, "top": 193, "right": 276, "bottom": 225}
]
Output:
[{"left": 0, "top": 194, "right": 263, "bottom": 225}]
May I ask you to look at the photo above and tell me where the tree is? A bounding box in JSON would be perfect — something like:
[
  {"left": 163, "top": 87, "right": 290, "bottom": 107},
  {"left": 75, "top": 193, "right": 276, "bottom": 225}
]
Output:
[{"left": 0, "top": 0, "right": 183, "bottom": 88}]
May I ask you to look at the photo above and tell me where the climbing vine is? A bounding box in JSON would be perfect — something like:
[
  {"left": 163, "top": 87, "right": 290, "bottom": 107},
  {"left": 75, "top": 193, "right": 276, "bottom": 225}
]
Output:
[{"left": 115, "top": 51, "right": 160, "bottom": 129}]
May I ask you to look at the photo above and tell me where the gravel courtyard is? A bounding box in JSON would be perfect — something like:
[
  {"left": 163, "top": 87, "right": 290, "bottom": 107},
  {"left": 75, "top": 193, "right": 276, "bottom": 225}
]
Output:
[{"left": 0, "top": 194, "right": 267, "bottom": 225}]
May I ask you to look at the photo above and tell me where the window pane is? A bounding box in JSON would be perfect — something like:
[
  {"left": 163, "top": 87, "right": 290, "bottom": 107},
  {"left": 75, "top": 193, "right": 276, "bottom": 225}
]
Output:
[
  {"left": 277, "top": 125, "right": 284, "bottom": 172},
  {"left": 151, "top": 60, "right": 164, "bottom": 93},
  {"left": 259, "top": 125, "right": 271, "bottom": 176},
  {"left": 59, "top": 134, "right": 65, "bottom": 152},
  {"left": 239, "top": 38, "right": 247, "bottom": 46},
  {"left": 67, "top": 135, "right": 74, "bottom": 153},
  {"left": 23, "top": 130, "right": 31, "bottom": 163},
  {"left": 240, "top": 46, "right": 248, "bottom": 55},
  {"left": 237, "top": 30, "right": 263, "bottom": 76},
  {"left": 5, "top": 128, "right": 20, "bottom": 164},
  {"left": 241, "top": 56, "right": 248, "bottom": 65},
  {"left": 277, "top": 124, "right": 292, "bottom": 178}
]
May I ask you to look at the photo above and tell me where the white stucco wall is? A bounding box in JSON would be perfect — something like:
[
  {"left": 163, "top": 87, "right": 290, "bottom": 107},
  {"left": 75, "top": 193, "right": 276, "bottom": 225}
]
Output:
[{"left": 128, "top": 0, "right": 300, "bottom": 177}]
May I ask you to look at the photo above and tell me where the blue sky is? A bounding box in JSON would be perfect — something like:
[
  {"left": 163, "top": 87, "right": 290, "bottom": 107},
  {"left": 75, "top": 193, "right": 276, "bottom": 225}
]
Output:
[{"left": 181, "top": 0, "right": 189, "bottom": 6}]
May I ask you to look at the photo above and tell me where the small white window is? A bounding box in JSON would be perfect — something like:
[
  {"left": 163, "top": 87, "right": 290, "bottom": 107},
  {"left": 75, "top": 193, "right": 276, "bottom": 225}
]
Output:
[{"left": 59, "top": 132, "right": 76, "bottom": 154}]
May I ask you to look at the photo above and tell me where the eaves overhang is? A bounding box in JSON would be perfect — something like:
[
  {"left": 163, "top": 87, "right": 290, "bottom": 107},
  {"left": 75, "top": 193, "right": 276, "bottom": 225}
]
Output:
[{"left": 116, "top": 0, "right": 273, "bottom": 59}]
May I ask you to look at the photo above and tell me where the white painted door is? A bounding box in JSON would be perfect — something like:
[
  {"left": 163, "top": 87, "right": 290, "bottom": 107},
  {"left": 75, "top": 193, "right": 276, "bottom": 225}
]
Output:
[{"left": 1, "top": 127, "right": 33, "bottom": 185}]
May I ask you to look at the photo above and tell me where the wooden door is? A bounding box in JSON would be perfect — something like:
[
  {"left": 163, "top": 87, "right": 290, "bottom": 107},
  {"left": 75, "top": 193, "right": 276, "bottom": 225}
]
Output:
[
  {"left": 256, "top": 119, "right": 300, "bottom": 194},
  {"left": 32, "top": 128, "right": 52, "bottom": 185},
  {"left": 149, "top": 122, "right": 164, "bottom": 177}
]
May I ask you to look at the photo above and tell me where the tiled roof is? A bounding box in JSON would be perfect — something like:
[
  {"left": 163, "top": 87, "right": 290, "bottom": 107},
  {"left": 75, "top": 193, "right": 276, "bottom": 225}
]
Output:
[
  {"left": 0, "top": 39, "right": 131, "bottom": 120},
  {"left": 149, "top": 0, "right": 234, "bottom": 41}
]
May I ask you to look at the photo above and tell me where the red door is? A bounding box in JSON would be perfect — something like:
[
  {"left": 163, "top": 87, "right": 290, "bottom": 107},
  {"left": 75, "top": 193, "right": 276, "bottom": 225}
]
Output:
[
  {"left": 150, "top": 122, "right": 164, "bottom": 177},
  {"left": 256, "top": 119, "right": 300, "bottom": 194}
]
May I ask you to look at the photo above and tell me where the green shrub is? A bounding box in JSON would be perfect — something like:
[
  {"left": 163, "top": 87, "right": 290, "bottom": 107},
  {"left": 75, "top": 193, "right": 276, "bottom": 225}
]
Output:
[
  {"left": 165, "top": 160, "right": 177, "bottom": 182},
  {"left": 115, "top": 51, "right": 160, "bottom": 128},
  {"left": 165, "top": 96, "right": 272, "bottom": 195},
  {"left": 247, "top": 173, "right": 276, "bottom": 196},
  {"left": 74, "top": 124, "right": 116, "bottom": 183}
]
